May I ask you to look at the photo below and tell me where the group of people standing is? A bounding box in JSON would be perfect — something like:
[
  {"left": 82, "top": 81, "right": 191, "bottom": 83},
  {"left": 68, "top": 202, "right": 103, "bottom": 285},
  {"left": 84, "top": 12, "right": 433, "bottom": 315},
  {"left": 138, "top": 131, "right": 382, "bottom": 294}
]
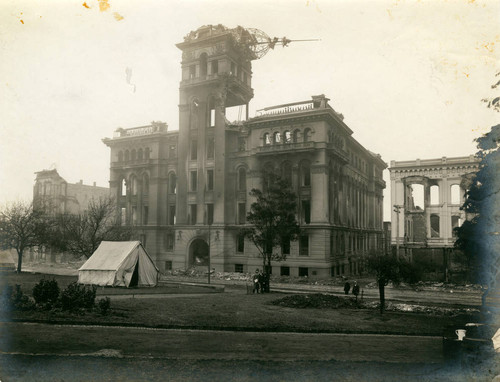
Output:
[
  {"left": 252, "top": 269, "right": 270, "bottom": 294},
  {"left": 344, "top": 280, "right": 360, "bottom": 301}
]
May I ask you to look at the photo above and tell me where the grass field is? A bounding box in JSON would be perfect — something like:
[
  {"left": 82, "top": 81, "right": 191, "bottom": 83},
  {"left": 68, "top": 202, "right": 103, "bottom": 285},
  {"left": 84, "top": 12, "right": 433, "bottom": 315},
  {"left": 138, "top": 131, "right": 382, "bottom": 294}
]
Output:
[{"left": 0, "top": 272, "right": 480, "bottom": 336}]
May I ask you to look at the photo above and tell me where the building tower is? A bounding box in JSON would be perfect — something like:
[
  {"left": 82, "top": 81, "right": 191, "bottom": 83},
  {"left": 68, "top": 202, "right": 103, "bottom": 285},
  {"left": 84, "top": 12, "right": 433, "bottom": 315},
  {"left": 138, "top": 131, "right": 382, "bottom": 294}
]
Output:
[{"left": 174, "top": 25, "right": 259, "bottom": 269}]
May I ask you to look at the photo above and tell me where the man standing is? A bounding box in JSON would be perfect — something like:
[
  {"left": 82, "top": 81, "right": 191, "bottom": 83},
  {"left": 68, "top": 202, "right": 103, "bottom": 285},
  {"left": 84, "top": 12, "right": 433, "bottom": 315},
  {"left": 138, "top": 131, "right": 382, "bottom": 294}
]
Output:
[
  {"left": 352, "top": 281, "right": 360, "bottom": 302},
  {"left": 253, "top": 269, "right": 261, "bottom": 294},
  {"left": 344, "top": 280, "right": 351, "bottom": 295}
]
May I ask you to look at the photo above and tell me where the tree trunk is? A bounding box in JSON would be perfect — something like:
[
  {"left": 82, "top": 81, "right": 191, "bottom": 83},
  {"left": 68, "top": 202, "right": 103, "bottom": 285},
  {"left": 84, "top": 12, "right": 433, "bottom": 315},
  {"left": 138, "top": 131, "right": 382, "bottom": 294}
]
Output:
[
  {"left": 378, "top": 280, "right": 385, "bottom": 314},
  {"left": 17, "top": 249, "right": 23, "bottom": 273}
]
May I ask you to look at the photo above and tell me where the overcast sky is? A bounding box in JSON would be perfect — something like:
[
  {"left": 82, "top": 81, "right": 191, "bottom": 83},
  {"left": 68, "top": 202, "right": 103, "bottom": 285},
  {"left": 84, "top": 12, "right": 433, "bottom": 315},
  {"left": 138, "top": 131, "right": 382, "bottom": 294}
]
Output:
[{"left": 1, "top": 0, "right": 498, "bottom": 219}]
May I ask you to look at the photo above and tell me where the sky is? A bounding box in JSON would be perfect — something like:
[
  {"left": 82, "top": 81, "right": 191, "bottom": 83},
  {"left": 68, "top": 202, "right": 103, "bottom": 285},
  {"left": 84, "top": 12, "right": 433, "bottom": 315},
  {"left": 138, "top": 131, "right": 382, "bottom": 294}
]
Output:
[{"left": 1, "top": 0, "right": 499, "bottom": 220}]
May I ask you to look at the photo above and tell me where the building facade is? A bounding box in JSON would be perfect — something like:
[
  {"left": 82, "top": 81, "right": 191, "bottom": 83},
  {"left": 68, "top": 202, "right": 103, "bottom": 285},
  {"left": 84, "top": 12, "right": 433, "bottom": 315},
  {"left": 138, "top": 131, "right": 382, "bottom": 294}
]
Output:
[
  {"left": 103, "top": 25, "right": 386, "bottom": 277},
  {"left": 388, "top": 156, "right": 479, "bottom": 275},
  {"left": 33, "top": 169, "right": 109, "bottom": 215}
]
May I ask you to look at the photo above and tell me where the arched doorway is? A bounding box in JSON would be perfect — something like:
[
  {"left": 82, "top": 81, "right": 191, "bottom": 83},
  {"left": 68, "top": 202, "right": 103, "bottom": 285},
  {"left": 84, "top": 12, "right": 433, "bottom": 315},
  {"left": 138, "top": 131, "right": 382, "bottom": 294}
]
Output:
[{"left": 189, "top": 239, "right": 209, "bottom": 267}]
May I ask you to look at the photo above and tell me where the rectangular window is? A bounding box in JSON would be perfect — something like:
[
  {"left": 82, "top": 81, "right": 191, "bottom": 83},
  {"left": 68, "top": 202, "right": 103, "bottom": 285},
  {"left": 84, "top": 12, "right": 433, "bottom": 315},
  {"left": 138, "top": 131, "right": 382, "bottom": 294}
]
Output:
[
  {"left": 190, "top": 170, "right": 197, "bottom": 191},
  {"left": 211, "top": 60, "right": 218, "bottom": 75},
  {"left": 165, "top": 261, "right": 172, "bottom": 271},
  {"left": 121, "top": 207, "right": 126, "bottom": 225},
  {"left": 234, "top": 264, "right": 243, "bottom": 273},
  {"left": 132, "top": 206, "right": 137, "bottom": 225},
  {"left": 207, "top": 138, "right": 215, "bottom": 159},
  {"left": 189, "top": 65, "right": 196, "bottom": 79},
  {"left": 166, "top": 232, "right": 174, "bottom": 251},
  {"left": 207, "top": 169, "right": 214, "bottom": 191},
  {"left": 302, "top": 200, "right": 311, "bottom": 224},
  {"left": 206, "top": 203, "right": 214, "bottom": 225},
  {"left": 190, "top": 140, "right": 197, "bottom": 160},
  {"left": 280, "top": 266, "right": 290, "bottom": 276},
  {"left": 238, "top": 202, "right": 246, "bottom": 224},
  {"left": 210, "top": 109, "right": 215, "bottom": 127},
  {"left": 143, "top": 206, "right": 148, "bottom": 225},
  {"left": 236, "top": 233, "right": 245, "bottom": 253},
  {"left": 168, "top": 205, "right": 176, "bottom": 225},
  {"left": 298, "top": 267, "right": 309, "bottom": 277},
  {"left": 189, "top": 204, "right": 197, "bottom": 225},
  {"left": 299, "top": 235, "right": 309, "bottom": 256}
]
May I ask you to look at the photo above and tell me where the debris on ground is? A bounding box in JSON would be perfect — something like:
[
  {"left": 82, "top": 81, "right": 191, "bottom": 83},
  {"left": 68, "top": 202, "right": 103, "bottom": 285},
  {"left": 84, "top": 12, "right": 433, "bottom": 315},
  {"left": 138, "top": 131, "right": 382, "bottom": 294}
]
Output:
[{"left": 271, "top": 294, "right": 480, "bottom": 315}]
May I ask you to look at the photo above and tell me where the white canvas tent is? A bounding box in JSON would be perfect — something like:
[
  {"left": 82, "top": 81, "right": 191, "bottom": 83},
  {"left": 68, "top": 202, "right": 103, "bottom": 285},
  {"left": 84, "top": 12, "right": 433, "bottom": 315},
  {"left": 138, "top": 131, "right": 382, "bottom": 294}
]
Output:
[{"left": 78, "top": 241, "right": 159, "bottom": 287}]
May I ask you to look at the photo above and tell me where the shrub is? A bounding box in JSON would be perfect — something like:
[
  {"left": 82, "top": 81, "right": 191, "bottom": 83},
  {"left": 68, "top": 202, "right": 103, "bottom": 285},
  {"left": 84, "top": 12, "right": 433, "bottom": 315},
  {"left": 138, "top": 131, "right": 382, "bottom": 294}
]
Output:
[
  {"left": 2, "top": 284, "right": 35, "bottom": 311},
  {"left": 97, "top": 297, "right": 111, "bottom": 315},
  {"left": 60, "top": 282, "right": 97, "bottom": 312},
  {"left": 32, "top": 278, "right": 60, "bottom": 308}
]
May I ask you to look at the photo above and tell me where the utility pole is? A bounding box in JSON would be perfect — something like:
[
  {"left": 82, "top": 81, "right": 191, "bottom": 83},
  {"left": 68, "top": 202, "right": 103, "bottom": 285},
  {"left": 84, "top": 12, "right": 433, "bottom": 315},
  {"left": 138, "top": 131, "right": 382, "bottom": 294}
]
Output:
[
  {"left": 208, "top": 220, "right": 211, "bottom": 284},
  {"left": 393, "top": 205, "right": 403, "bottom": 260}
]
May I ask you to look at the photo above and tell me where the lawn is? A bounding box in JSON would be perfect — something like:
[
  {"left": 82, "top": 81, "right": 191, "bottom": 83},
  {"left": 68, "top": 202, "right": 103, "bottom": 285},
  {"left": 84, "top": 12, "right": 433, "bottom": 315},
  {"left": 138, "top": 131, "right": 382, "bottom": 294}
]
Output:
[{"left": 0, "top": 272, "right": 480, "bottom": 336}]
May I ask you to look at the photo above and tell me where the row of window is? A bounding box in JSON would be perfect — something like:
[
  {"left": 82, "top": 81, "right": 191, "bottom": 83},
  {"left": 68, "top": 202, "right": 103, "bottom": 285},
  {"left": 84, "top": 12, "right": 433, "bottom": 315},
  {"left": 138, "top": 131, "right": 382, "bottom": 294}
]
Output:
[
  {"left": 118, "top": 148, "right": 151, "bottom": 162},
  {"left": 263, "top": 129, "right": 311, "bottom": 146},
  {"left": 407, "top": 184, "right": 463, "bottom": 209},
  {"left": 120, "top": 175, "right": 149, "bottom": 197},
  {"left": 190, "top": 138, "right": 215, "bottom": 160}
]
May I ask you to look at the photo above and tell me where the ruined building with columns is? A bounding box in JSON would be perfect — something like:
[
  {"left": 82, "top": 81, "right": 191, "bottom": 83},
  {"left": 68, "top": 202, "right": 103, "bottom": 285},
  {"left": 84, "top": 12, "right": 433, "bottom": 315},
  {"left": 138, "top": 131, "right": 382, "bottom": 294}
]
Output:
[
  {"left": 102, "top": 25, "right": 386, "bottom": 277},
  {"left": 389, "top": 156, "right": 480, "bottom": 278}
]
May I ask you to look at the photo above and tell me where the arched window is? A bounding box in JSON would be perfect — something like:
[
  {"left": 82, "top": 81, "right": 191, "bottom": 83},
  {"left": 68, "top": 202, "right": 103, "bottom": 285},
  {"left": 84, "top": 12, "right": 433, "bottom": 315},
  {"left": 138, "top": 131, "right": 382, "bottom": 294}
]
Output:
[
  {"left": 263, "top": 133, "right": 271, "bottom": 146},
  {"left": 199, "top": 53, "right": 208, "bottom": 77},
  {"left": 143, "top": 174, "right": 149, "bottom": 195},
  {"left": 121, "top": 179, "right": 127, "bottom": 196},
  {"left": 118, "top": 151, "right": 123, "bottom": 162},
  {"left": 430, "top": 214, "right": 440, "bottom": 238},
  {"left": 130, "top": 175, "right": 138, "bottom": 196},
  {"left": 281, "top": 161, "right": 292, "bottom": 185},
  {"left": 238, "top": 167, "right": 246, "bottom": 191},
  {"left": 124, "top": 150, "right": 130, "bottom": 162},
  {"left": 430, "top": 185, "right": 439, "bottom": 205},
  {"left": 168, "top": 172, "right": 177, "bottom": 194},
  {"left": 273, "top": 132, "right": 281, "bottom": 144},
  {"left": 301, "top": 161, "right": 311, "bottom": 187},
  {"left": 303, "top": 128, "right": 311, "bottom": 142},
  {"left": 131, "top": 149, "right": 137, "bottom": 161},
  {"left": 450, "top": 184, "right": 460, "bottom": 204},
  {"left": 283, "top": 130, "right": 291, "bottom": 143},
  {"left": 145, "top": 147, "right": 150, "bottom": 160},
  {"left": 293, "top": 129, "right": 300, "bottom": 143},
  {"left": 138, "top": 148, "right": 143, "bottom": 160}
]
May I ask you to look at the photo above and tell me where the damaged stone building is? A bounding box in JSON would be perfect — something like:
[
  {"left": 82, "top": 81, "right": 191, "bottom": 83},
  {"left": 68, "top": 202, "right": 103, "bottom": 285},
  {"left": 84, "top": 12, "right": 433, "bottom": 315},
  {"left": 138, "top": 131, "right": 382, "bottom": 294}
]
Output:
[
  {"left": 389, "top": 156, "right": 480, "bottom": 277},
  {"left": 102, "top": 25, "right": 386, "bottom": 277}
]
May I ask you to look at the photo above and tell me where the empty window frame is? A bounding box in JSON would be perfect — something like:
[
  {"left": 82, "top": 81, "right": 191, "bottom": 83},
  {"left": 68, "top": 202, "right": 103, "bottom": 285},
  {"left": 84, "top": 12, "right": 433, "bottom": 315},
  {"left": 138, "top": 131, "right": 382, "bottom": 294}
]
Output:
[
  {"left": 206, "top": 169, "right": 214, "bottom": 191},
  {"left": 206, "top": 203, "right": 214, "bottom": 225},
  {"left": 169, "top": 173, "right": 177, "bottom": 194},
  {"left": 299, "top": 235, "right": 309, "bottom": 256},
  {"left": 190, "top": 170, "right": 197, "bottom": 191},
  {"left": 298, "top": 267, "right": 309, "bottom": 277},
  {"left": 430, "top": 214, "right": 440, "bottom": 238},
  {"left": 143, "top": 206, "right": 149, "bottom": 225},
  {"left": 238, "top": 202, "right": 246, "bottom": 224},
  {"left": 430, "top": 185, "right": 439, "bottom": 205},
  {"left": 189, "top": 204, "right": 197, "bottom": 225},
  {"left": 168, "top": 205, "right": 176, "bottom": 225},
  {"left": 165, "top": 232, "right": 175, "bottom": 251},
  {"left": 408, "top": 184, "right": 424, "bottom": 210},
  {"left": 450, "top": 184, "right": 461, "bottom": 204},
  {"left": 236, "top": 233, "right": 245, "bottom": 253},
  {"left": 238, "top": 168, "right": 246, "bottom": 191},
  {"left": 190, "top": 140, "right": 198, "bottom": 160},
  {"left": 206, "top": 138, "right": 215, "bottom": 159},
  {"left": 280, "top": 266, "right": 290, "bottom": 276},
  {"left": 234, "top": 264, "right": 243, "bottom": 273},
  {"left": 263, "top": 133, "right": 271, "bottom": 146},
  {"left": 302, "top": 200, "right": 311, "bottom": 224}
]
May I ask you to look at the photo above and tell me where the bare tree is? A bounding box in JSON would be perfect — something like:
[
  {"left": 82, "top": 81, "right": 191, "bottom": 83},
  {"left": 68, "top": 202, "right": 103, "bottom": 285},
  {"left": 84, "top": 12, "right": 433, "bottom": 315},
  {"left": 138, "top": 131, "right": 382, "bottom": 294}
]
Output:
[
  {"left": 51, "top": 197, "right": 133, "bottom": 259},
  {"left": 0, "top": 201, "right": 49, "bottom": 272}
]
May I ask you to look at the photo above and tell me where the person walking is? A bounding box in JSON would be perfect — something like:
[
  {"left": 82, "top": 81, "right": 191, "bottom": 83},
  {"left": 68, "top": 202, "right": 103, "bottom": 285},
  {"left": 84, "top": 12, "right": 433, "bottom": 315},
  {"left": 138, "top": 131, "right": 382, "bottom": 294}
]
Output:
[
  {"left": 344, "top": 280, "right": 351, "bottom": 295},
  {"left": 352, "top": 281, "right": 360, "bottom": 302}
]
